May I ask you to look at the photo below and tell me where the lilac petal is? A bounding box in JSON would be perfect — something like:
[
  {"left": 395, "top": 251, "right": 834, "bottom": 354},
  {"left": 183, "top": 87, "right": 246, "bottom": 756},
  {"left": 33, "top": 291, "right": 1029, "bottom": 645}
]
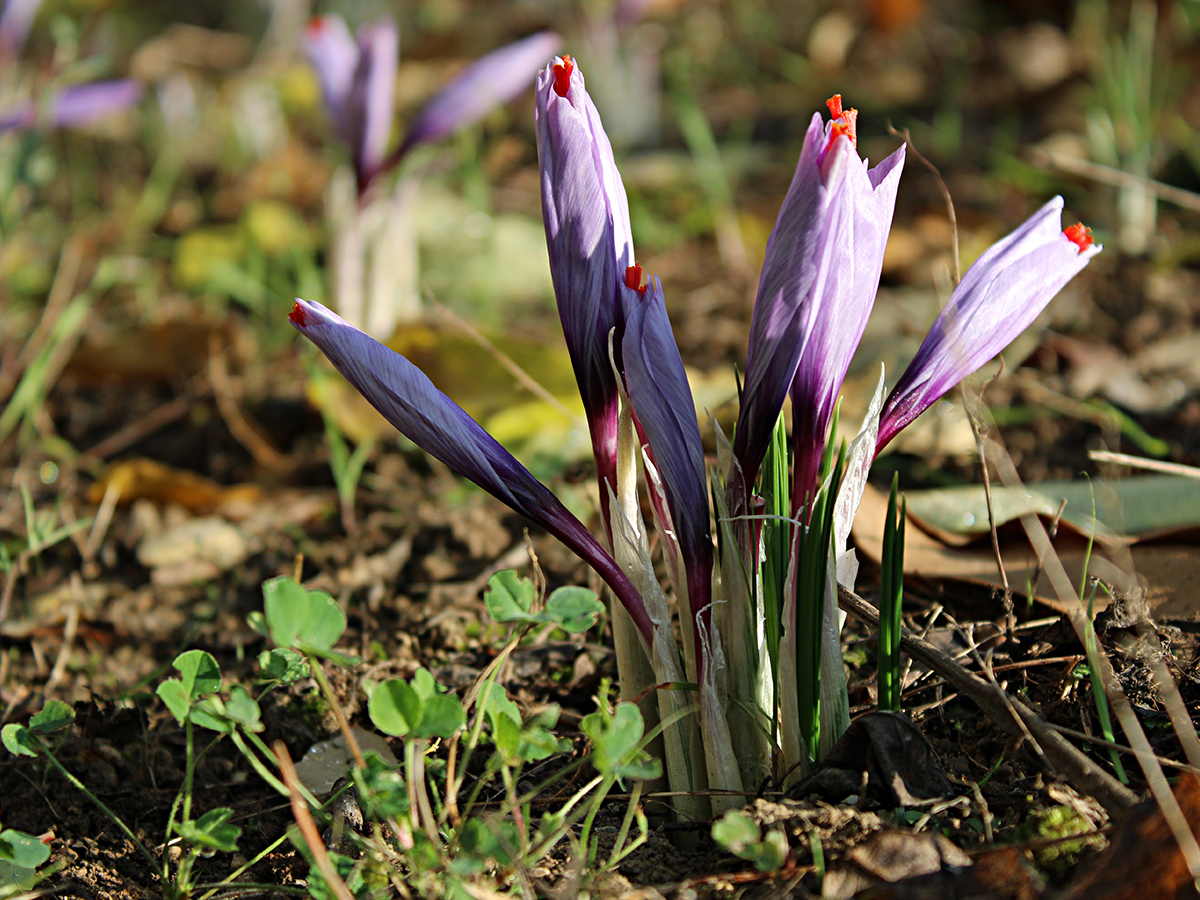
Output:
[
  {"left": 731, "top": 113, "right": 844, "bottom": 495},
  {"left": 535, "top": 56, "right": 634, "bottom": 531},
  {"left": 348, "top": 20, "right": 397, "bottom": 188},
  {"left": 789, "top": 141, "right": 905, "bottom": 505},
  {"left": 620, "top": 278, "right": 712, "bottom": 632},
  {"left": 876, "top": 196, "right": 1101, "bottom": 452},
  {"left": 304, "top": 15, "right": 358, "bottom": 132},
  {"left": 0, "top": 79, "right": 141, "bottom": 131},
  {"left": 0, "top": 0, "right": 42, "bottom": 58},
  {"left": 397, "top": 31, "right": 561, "bottom": 158},
  {"left": 289, "top": 298, "right": 654, "bottom": 645}
]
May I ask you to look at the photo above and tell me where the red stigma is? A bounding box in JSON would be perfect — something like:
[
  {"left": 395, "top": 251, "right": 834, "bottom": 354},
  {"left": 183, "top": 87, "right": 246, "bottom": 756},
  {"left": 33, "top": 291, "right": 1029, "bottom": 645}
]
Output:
[
  {"left": 824, "top": 94, "right": 858, "bottom": 150},
  {"left": 289, "top": 302, "right": 309, "bottom": 327},
  {"left": 306, "top": 17, "right": 326, "bottom": 34},
  {"left": 1064, "top": 223, "right": 1094, "bottom": 252},
  {"left": 552, "top": 55, "right": 575, "bottom": 97},
  {"left": 624, "top": 264, "right": 646, "bottom": 295}
]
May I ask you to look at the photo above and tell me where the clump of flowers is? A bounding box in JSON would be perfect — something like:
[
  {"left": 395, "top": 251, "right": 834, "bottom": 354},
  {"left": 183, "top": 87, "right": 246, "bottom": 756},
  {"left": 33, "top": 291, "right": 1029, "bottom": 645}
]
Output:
[{"left": 290, "top": 54, "right": 1099, "bottom": 815}]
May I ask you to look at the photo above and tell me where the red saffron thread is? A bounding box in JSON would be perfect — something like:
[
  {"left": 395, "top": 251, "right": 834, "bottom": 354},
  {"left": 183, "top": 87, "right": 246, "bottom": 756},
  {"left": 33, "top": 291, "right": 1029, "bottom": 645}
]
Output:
[
  {"left": 1064, "top": 223, "right": 1094, "bottom": 252},
  {"left": 625, "top": 264, "right": 646, "bottom": 294},
  {"left": 289, "top": 302, "right": 309, "bottom": 327},
  {"left": 552, "top": 56, "right": 574, "bottom": 97}
]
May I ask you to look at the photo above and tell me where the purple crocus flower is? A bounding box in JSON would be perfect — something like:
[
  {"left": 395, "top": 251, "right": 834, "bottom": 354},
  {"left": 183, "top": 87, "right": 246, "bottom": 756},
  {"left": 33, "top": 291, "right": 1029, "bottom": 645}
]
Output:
[
  {"left": 876, "top": 197, "right": 1101, "bottom": 453},
  {"left": 620, "top": 271, "right": 712, "bottom": 668},
  {"left": 304, "top": 15, "right": 397, "bottom": 192},
  {"left": 789, "top": 97, "right": 904, "bottom": 509},
  {"left": 306, "top": 18, "right": 557, "bottom": 196},
  {"left": 0, "top": 79, "right": 142, "bottom": 132},
  {"left": 288, "top": 297, "right": 656, "bottom": 646},
  {"left": 534, "top": 55, "right": 635, "bottom": 539},
  {"left": 393, "top": 31, "right": 561, "bottom": 161},
  {"left": 732, "top": 97, "right": 904, "bottom": 506}
]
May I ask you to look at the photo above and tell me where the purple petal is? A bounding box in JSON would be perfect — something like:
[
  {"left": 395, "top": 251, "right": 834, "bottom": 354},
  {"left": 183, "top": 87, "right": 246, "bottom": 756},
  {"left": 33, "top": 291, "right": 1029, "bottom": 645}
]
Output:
[
  {"left": 304, "top": 15, "right": 358, "bottom": 131},
  {"left": 789, "top": 141, "right": 905, "bottom": 505},
  {"left": 535, "top": 55, "right": 635, "bottom": 533},
  {"left": 289, "top": 298, "right": 654, "bottom": 645},
  {"left": 620, "top": 278, "right": 712, "bottom": 633},
  {"left": 0, "top": 79, "right": 141, "bottom": 131},
  {"left": 730, "top": 113, "right": 845, "bottom": 496},
  {"left": 348, "top": 20, "right": 397, "bottom": 187},
  {"left": 876, "top": 196, "right": 1101, "bottom": 452},
  {"left": 397, "top": 31, "right": 561, "bottom": 157},
  {"left": 0, "top": 0, "right": 42, "bottom": 58}
]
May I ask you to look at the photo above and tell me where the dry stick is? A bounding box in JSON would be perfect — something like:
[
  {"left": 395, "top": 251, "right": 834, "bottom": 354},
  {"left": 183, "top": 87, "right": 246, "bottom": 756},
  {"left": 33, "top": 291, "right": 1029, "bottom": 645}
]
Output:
[
  {"left": 1087, "top": 450, "right": 1200, "bottom": 479},
  {"left": 428, "top": 294, "right": 585, "bottom": 430},
  {"left": 275, "top": 740, "right": 355, "bottom": 900},
  {"left": 1029, "top": 148, "right": 1200, "bottom": 214},
  {"left": 982, "top": 437, "right": 1200, "bottom": 882},
  {"left": 836, "top": 584, "right": 1137, "bottom": 812},
  {"left": 207, "top": 337, "right": 289, "bottom": 470}
]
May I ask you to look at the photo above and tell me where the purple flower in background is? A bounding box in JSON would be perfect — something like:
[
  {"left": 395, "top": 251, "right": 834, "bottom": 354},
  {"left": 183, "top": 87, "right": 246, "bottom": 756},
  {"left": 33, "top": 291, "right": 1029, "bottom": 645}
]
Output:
[
  {"left": 394, "top": 31, "right": 561, "bottom": 159},
  {"left": 305, "top": 15, "right": 397, "bottom": 191},
  {"left": 288, "top": 298, "right": 656, "bottom": 646},
  {"left": 306, "top": 17, "right": 557, "bottom": 195},
  {"left": 732, "top": 96, "right": 904, "bottom": 510},
  {"left": 534, "top": 55, "right": 634, "bottom": 537},
  {"left": 0, "top": 79, "right": 142, "bottom": 132},
  {"left": 876, "top": 197, "right": 1100, "bottom": 453}
]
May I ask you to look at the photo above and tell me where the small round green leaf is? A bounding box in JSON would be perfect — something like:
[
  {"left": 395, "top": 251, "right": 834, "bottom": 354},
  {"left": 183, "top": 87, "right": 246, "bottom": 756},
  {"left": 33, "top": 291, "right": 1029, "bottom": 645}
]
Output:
[
  {"left": 369, "top": 679, "right": 421, "bottom": 737},
  {"left": 1, "top": 724, "right": 38, "bottom": 758}
]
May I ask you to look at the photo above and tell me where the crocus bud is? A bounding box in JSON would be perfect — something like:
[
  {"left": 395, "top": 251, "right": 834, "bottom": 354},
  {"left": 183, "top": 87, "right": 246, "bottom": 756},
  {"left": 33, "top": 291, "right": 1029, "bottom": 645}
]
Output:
[
  {"left": 535, "top": 54, "right": 635, "bottom": 535},
  {"left": 733, "top": 97, "right": 904, "bottom": 502},
  {"left": 876, "top": 196, "right": 1101, "bottom": 453},
  {"left": 289, "top": 298, "right": 656, "bottom": 646}
]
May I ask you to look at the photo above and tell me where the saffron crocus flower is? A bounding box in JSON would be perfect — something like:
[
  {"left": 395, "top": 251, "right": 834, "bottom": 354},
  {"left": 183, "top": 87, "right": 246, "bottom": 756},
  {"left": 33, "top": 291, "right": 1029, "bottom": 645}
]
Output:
[
  {"left": 789, "top": 97, "right": 904, "bottom": 508},
  {"left": 305, "top": 15, "right": 397, "bottom": 192},
  {"left": 732, "top": 97, "right": 904, "bottom": 504},
  {"left": 288, "top": 298, "right": 656, "bottom": 646},
  {"left": 0, "top": 79, "right": 142, "bottom": 132},
  {"left": 534, "top": 54, "right": 635, "bottom": 537},
  {"left": 876, "top": 196, "right": 1101, "bottom": 453}
]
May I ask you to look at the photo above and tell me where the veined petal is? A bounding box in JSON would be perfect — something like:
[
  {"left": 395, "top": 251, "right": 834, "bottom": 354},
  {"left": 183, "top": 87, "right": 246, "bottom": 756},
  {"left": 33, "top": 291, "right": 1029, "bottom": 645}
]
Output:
[
  {"left": 732, "top": 113, "right": 844, "bottom": 494},
  {"left": 0, "top": 79, "right": 142, "bottom": 131},
  {"left": 397, "top": 31, "right": 561, "bottom": 157},
  {"left": 790, "top": 141, "right": 905, "bottom": 504},
  {"left": 535, "top": 55, "right": 634, "bottom": 530},
  {"left": 620, "top": 278, "right": 712, "bottom": 629},
  {"left": 877, "top": 196, "right": 1101, "bottom": 452},
  {"left": 289, "top": 298, "right": 654, "bottom": 645}
]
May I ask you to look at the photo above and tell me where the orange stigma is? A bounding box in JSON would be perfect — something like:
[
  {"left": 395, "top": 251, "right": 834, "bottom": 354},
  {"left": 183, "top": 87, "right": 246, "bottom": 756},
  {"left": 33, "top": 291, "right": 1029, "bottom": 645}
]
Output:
[
  {"left": 1064, "top": 223, "right": 1094, "bottom": 252},
  {"left": 289, "top": 302, "right": 309, "bottom": 327},
  {"left": 552, "top": 56, "right": 574, "bottom": 97},
  {"left": 624, "top": 264, "right": 646, "bottom": 294},
  {"left": 825, "top": 94, "right": 858, "bottom": 149}
]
